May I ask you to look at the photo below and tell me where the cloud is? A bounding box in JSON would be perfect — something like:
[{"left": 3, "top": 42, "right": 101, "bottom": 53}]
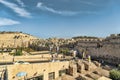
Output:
[
  {"left": 79, "top": 1, "right": 96, "bottom": 6},
  {"left": 37, "top": 2, "right": 78, "bottom": 16},
  {"left": 0, "top": 18, "right": 20, "bottom": 26},
  {"left": 36, "top": 2, "right": 96, "bottom": 16},
  {"left": 16, "top": 0, "right": 25, "bottom": 7},
  {"left": 0, "top": 0, "right": 31, "bottom": 18}
]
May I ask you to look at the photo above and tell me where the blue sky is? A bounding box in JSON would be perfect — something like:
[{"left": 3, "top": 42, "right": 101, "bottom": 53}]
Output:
[{"left": 0, "top": 0, "right": 120, "bottom": 38}]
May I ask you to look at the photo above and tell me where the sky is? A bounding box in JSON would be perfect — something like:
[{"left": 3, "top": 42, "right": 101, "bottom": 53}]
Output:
[{"left": 0, "top": 0, "right": 120, "bottom": 38}]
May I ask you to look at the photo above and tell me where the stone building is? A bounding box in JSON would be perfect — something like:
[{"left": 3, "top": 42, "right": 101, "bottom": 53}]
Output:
[
  {"left": 6, "top": 61, "right": 69, "bottom": 80},
  {"left": 0, "top": 58, "right": 111, "bottom": 80}
]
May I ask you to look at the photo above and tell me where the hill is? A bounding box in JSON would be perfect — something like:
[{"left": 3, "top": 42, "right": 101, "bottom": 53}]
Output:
[{"left": 0, "top": 31, "right": 38, "bottom": 48}]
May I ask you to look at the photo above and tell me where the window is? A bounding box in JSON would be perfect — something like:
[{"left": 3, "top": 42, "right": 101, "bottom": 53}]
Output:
[
  {"left": 48, "top": 72, "right": 55, "bottom": 80},
  {"left": 59, "top": 70, "right": 66, "bottom": 76}
]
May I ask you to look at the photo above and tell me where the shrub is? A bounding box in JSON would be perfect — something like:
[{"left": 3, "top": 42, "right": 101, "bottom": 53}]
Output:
[
  {"left": 60, "top": 48, "right": 70, "bottom": 55},
  {"left": 15, "top": 49, "right": 23, "bottom": 56},
  {"left": 110, "top": 69, "right": 120, "bottom": 80}
]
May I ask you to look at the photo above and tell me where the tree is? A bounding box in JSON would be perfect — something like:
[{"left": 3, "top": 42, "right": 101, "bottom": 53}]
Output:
[
  {"left": 60, "top": 48, "right": 70, "bottom": 56},
  {"left": 110, "top": 69, "right": 120, "bottom": 80},
  {"left": 15, "top": 48, "right": 23, "bottom": 56}
]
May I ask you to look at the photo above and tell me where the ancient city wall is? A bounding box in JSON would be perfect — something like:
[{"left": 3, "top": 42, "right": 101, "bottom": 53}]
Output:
[{"left": 73, "top": 35, "right": 120, "bottom": 65}]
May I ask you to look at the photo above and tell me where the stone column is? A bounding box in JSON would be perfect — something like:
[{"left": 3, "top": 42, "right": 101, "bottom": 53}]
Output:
[
  {"left": 88, "top": 55, "right": 91, "bottom": 63},
  {"left": 77, "top": 62, "right": 85, "bottom": 73},
  {"left": 44, "top": 72, "right": 48, "bottom": 80},
  {"left": 69, "top": 63, "right": 77, "bottom": 76},
  {"left": 55, "top": 70, "right": 59, "bottom": 79}
]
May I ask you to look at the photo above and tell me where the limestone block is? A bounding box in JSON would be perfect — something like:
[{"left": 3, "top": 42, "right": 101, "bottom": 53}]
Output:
[
  {"left": 77, "top": 74, "right": 93, "bottom": 80},
  {"left": 93, "top": 61, "right": 101, "bottom": 67},
  {"left": 83, "top": 61, "right": 97, "bottom": 71},
  {"left": 69, "top": 64, "right": 77, "bottom": 76},
  {"left": 77, "top": 62, "right": 85, "bottom": 73}
]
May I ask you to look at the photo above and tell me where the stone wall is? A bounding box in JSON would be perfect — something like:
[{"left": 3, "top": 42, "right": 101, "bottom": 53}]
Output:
[
  {"left": 69, "top": 35, "right": 120, "bottom": 65},
  {"left": 75, "top": 39, "right": 120, "bottom": 65}
]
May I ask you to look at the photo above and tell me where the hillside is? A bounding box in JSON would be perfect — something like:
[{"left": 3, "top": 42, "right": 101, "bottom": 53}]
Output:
[{"left": 0, "top": 31, "right": 38, "bottom": 48}]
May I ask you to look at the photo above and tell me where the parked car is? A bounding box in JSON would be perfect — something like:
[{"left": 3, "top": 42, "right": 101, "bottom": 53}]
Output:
[{"left": 14, "top": 61, "right": 30, "bottom": 64}]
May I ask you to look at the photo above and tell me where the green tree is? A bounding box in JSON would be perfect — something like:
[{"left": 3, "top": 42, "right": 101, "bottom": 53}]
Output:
[
  {"left": 15, "top": 48, "right": 23, "bottom": 56},
  {"left": 60, "top": 48, "right": 70, "bottom": 56},
  {"left": 110, "top": 69, "right": 120, "bottom": 80}
]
